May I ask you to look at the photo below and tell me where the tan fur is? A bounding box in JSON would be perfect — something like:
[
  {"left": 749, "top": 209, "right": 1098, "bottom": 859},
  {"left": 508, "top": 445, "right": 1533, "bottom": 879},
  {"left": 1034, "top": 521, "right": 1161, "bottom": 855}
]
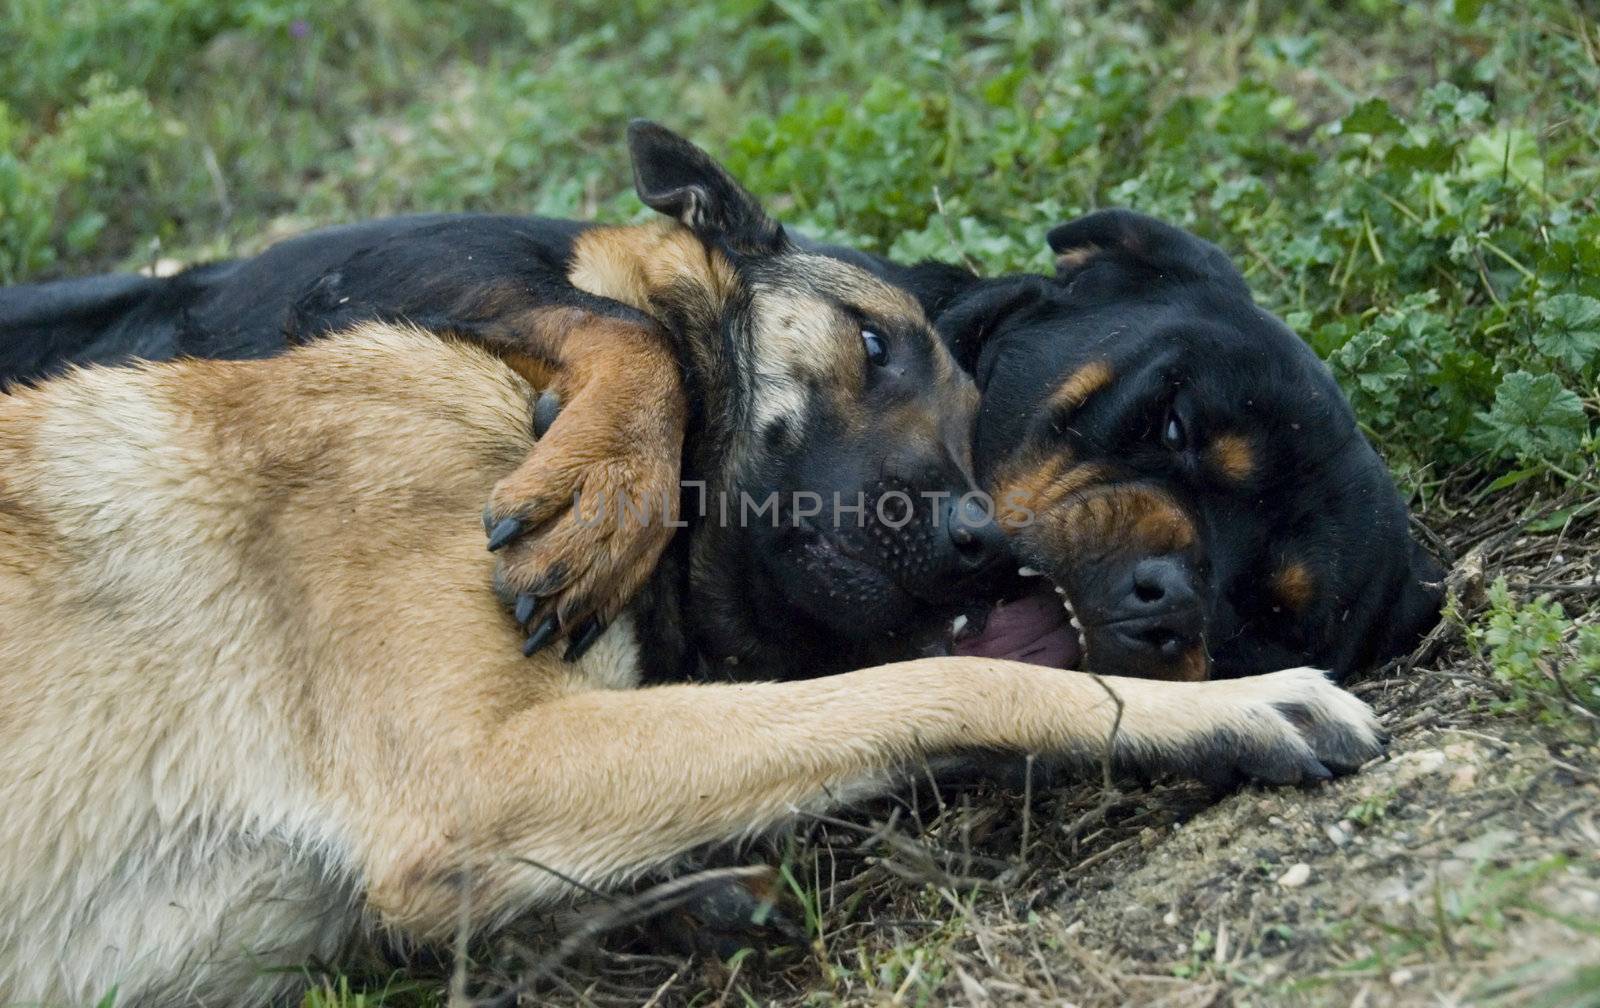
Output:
[
  {"left": 994, "top": 453, "right": 1196, "bottom": 559},
  {"left": 0, "top": 326, "right": 1379, "bottom": 1006},
  {"left": 482, "top": 307, "right": 686, "bottom": 625},
  {"left": 1208, "top": 432, "right": 1255, "bottom": 481},
  {"left": 1048, "top": 359, "right": 1114, "bottom": 413},
  {"left": 569, "top": 222, "right": 735, "bottom": 320},
  {"left": 1276, "top": 560, "right": 1316, "bottom": 613}
]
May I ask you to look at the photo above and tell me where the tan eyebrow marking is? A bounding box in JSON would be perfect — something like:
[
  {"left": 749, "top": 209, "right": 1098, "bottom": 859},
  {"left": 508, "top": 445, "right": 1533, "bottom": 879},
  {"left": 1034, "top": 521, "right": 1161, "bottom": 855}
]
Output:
[
  {"left": 1048, "top": 360, "right": 1113, "bottom": 415},
  {"left": 1275, "top": 561, "right": 1315, "bottom": 612},
  {"left": 1209, "top": 432, "right": 1255, "bottom": 481}
]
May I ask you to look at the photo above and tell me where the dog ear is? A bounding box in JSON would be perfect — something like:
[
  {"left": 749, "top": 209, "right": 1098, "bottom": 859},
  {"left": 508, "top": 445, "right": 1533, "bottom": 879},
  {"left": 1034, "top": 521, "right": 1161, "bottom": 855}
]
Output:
[
  {"left": 934, "top": 276, "right": 1053, "bottom": 374},
  {"left": 1329, "top": 534, "right": 1446, "bottom": 681},
  {"left": 1046, "top": 209, "right": 1249, "bottom": 296},
  {"left": 627, "top": 120, "right": 786, "bottom": 256},
  {"left": 1395, "top": 536, "right": 1447, "bottom": 648}
]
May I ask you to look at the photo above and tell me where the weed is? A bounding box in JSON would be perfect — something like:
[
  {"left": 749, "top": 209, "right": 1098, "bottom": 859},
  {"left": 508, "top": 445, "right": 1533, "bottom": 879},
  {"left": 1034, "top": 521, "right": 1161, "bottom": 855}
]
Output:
[{"left": 1463, "top": 576, "right": 1600, "bottom": 731}]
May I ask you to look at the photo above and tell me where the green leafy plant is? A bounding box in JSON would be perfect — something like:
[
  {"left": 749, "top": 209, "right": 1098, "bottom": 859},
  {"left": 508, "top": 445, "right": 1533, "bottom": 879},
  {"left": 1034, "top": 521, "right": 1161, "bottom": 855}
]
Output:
[{"left": 1464, "top": 577, "right": 1600, "bottom": 729}]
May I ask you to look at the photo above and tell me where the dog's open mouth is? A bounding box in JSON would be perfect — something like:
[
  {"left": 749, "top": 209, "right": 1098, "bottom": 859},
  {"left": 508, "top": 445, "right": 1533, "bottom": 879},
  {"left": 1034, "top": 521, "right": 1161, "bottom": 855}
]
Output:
[{"left": 951, "top": 568, "right": 1085, "bottom": 670}]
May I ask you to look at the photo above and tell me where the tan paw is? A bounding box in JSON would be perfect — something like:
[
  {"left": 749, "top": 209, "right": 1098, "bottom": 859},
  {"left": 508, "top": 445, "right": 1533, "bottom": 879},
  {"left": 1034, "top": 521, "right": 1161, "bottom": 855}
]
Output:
[{"left": 485, "top": 378, "right": 684, "bottom": 661}]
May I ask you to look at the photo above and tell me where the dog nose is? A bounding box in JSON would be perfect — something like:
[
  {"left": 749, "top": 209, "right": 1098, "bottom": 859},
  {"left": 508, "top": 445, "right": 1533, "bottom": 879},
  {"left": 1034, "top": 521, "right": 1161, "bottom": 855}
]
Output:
[
  {"left": 1109, "top": 557, "right": 1203, "bottom": 660},
  {"left": 1130, "top": 557, "right": 1196, "bottom": 610},
  {"left": 945, "top": 496, "right": 1010, "bottom": 571}
]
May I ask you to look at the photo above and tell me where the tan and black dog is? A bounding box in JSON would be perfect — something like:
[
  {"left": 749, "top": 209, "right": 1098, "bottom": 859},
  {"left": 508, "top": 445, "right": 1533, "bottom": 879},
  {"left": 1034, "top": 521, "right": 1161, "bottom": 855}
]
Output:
[
  {"left": 0, "top": 126, "right": 1383, "bottom": 1006},
  {"left": 0, "top": 201, "right": 1444, "bottom": 689}
]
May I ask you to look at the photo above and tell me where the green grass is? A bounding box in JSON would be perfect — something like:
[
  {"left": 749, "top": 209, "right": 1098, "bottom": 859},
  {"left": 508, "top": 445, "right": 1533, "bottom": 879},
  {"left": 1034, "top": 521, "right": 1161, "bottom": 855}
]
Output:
[
  {"left": 1325, "top": 855, "right": 1600, "bottom": 1006},
  {"left": 3, "top": 1, "right": 1599, "bottom": 1003},
  {"left": 1461, "top": 576, "right": 1600, "bottom": 729},
  {"left": 3, "top": 0, "right": 1597, "bottom": 482}
]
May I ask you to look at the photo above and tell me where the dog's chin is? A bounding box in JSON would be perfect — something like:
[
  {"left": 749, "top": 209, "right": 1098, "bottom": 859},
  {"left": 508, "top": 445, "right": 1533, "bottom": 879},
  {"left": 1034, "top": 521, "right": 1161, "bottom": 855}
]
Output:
[
  {"left": 772, "top": 530, "right": 923, "bottom": 640},
  {"left": 951, "top": 568, "right": 1085, "bottom": 670}
]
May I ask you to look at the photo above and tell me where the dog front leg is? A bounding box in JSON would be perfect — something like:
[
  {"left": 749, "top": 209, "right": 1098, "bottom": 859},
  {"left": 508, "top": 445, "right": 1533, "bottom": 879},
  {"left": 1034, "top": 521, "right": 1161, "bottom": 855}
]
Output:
[
  {"left": 358, "top": 658, "right": 1380, "bottom": 938},
  {"left": 462, "top": 307, "right": 687, "bottom": 657}
]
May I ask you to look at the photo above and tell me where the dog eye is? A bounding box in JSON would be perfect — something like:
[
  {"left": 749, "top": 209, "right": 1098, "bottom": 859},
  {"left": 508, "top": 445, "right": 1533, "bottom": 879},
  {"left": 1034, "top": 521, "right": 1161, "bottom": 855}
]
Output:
[
  {"left": 1161, "top": 408, "right": 1187, "bottom": 451},
  {"left": 861, "top": 329, "right": 889, "bottom": 367}
]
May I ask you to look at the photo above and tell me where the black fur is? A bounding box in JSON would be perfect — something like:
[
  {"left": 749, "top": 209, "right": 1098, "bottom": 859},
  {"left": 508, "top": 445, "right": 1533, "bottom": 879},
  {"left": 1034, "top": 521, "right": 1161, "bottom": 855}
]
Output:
[
  {"left": 0, "top": 195, "right": 1439, "bottom": 682},
  {"left": 932, "top": 210, "right": 1444, "bottom": 680}
]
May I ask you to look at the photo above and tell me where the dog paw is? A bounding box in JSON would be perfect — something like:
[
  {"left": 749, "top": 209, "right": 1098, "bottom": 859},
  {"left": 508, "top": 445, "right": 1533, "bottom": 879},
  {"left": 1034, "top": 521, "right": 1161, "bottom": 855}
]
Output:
[
  {"left": 1184, "top": 667, "right": 1385, "bottom": 790},
  {"left": 487, "top": 381, "right": 684, "bottom": 661}
]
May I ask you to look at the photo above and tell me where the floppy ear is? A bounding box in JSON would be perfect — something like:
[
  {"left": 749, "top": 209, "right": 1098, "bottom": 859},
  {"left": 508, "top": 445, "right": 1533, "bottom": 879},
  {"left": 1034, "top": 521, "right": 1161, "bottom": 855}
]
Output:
[
  {"left": 933, "top": 275, "right": 1053, "bottom": 374},
  {"left": 1397, "top": 537, "right": 1447, "bottom": 642},
  {"left": 627, "top": 119, "right": 785, "bottom": 256},
  {"left": 1046, "top": 208, "right": 1249, "bottom": 296},
  {"left": 1330, "top": 535, "right": 1446, "bottom": 681}
]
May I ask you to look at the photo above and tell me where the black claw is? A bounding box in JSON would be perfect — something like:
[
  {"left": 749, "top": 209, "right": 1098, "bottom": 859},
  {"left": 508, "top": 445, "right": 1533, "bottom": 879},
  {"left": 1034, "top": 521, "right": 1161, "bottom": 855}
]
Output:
[
  {"left": 563, "top": 617, "right": 606, "bottom": 662},
  {"left": 487, "top": 516, "right": 523, "bottom": 552},
  {"left": 513, "top": 593, "right": 538, "bottom": 626},
  {"left": 532, "top": 389, "right": 562, "bottom": 439},
  {"left": 521, "top": 614, "right": 560, "bottom": 656}
]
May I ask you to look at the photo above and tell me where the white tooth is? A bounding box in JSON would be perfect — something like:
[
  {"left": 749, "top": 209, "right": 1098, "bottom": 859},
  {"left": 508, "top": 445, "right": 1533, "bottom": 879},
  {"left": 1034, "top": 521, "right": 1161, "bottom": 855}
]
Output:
[
  {"left": 950, "top": 614, "right": 969, "bottom": 636},
  {"left": 1018, "top": 566, "right": 1042, "bottom": 578},
  {"left": 1069, "top": 616, "right": 1082, "bottom": 631},
  {"left": 1054, "top": 586, "right": 1066, "bottom": 595}
]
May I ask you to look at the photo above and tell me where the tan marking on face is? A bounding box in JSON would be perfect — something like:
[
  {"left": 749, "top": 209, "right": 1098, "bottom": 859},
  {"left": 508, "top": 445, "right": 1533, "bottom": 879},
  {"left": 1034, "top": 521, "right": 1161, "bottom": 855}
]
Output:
[
  {"left": 1275, "top": 561, "right": 1315, "bottom": 613},
  {"left": 993, "top": 452, "right": 1105, "bottom": 531},
  {"left": 742, "top": 285, "right": 851, "bottom": 434},
  {"left": 746, "top": 254, "right": 942, "bottom": 435},
  {"left": 997, "top": 455, "right": 1206, "bottom": 680},
  {"left": 1209, "top": 432, "right": 1255, "bottom": 481},
  {"left": 1107, "top": 484, "right": 1198, "bottom": 555},
  {"left": 996, "top": 458, "right": 1196, "bottom": 569},
  {"left": 1047, "top": 360, "right": 1113, "bottom": 415}
]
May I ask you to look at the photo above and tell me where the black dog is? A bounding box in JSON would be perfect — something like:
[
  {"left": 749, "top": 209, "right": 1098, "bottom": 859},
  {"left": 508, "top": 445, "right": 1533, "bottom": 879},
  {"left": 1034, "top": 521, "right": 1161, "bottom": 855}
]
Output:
[
  {"left": 839, "top": 212, "right": 1444, "bottom": 682},
  {"left": 0, "top": 206, "right": 1442, "bottom": 683}
]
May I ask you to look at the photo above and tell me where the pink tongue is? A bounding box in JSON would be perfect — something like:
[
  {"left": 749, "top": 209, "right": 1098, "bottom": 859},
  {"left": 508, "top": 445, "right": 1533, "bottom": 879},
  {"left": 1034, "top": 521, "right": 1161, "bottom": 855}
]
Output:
[{"left": 953, "top": 587, "right": 1082, "bottom": 669}]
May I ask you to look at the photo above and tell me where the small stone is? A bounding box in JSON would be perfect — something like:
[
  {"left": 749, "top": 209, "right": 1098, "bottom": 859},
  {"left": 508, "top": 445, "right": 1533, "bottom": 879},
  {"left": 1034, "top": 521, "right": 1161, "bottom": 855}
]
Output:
[
  {"left": 1324, "top": 822, "right": 1351, "bottom": 846},
  {"left": 1409, "top": 749, "right": 1447, "bottom": 774},
  {"left": 1390, "top": 967, "right": 1415, "bottom": 987},
  {"left": 1278, "top": 862, "right": 1312, "bottom": 888},
  {"left": 1163, "top": 910, "right": 1179, "bottom": 926}
]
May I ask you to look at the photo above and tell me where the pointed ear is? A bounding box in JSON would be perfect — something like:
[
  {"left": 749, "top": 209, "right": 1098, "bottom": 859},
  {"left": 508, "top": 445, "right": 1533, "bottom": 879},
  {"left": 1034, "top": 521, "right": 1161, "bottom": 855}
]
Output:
[
  {"left": 626, "top": 120, "right": 785, "bottom": 256},
  {"left": 1046, "top": 209, "right": 1249, "bottom": 296},
  {"left": 934, "top": 276, "right": 1052, "bottom": 374}
]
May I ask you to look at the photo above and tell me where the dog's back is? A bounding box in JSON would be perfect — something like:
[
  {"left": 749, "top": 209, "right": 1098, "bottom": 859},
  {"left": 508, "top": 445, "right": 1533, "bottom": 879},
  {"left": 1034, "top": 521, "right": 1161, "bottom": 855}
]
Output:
[
  {"left": 0, "top": 215, "right": 596, "bottom": 389},
  {"left": 0, "top": 324, "right": 637, "bottom": 1005}
]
